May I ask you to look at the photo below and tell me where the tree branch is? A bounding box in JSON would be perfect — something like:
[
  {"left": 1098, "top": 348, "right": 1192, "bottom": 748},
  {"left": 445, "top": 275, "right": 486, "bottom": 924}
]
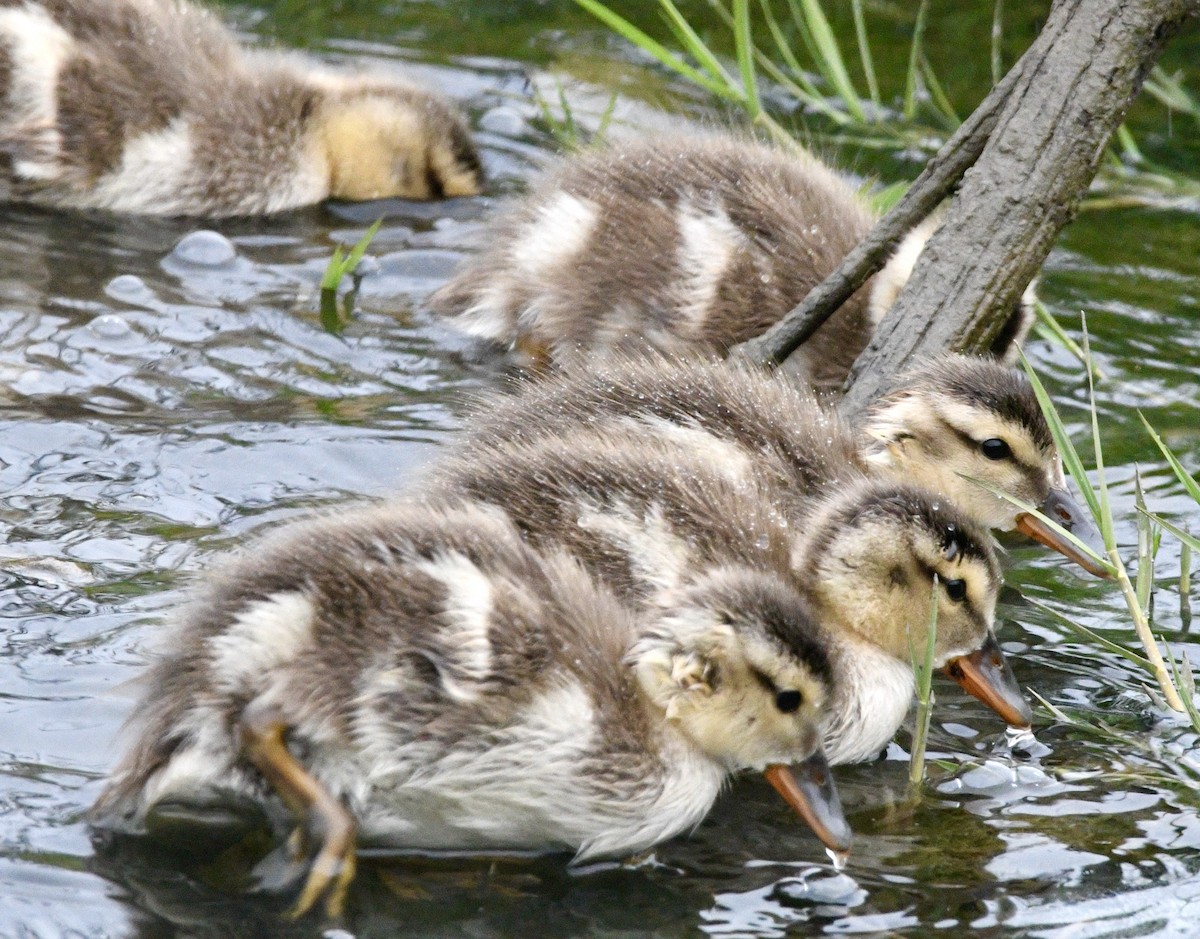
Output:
[
  {"left": 733, "top": 54, "right": 1028, "bottom": 369},
  {"left": 841, "top": 0, "right": 1198, "bottom": 413}
]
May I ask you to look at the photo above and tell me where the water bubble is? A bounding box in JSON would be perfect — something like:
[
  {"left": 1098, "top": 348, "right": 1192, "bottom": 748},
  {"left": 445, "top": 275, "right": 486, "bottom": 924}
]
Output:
[
  {"left": 353, "top": 255, "right": 381, "bottom": 279},
  {"left": 89, "top": 314, "right": 132, "bottom": 339},
  {"left": 105, "top": 274, "right": 150, "bottom": 301},
  {"left": 169, "top": 229, "right": 237, "bottom": 267},
  {"left": 755, "top": 534, "right": 771, "bottom": 551}
]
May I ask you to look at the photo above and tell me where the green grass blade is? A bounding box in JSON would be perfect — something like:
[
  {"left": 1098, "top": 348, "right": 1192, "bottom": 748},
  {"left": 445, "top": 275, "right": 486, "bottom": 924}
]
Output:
[
  {"left": 1116, "top": 124, "right": 1145, "bottom": 164},
  {"left": 1031, "top": 301, "right": 1102, "bottom": 378},
  {"left": 960, "top": 474, "right": 1116, "bottom": 576},
  {"left": 866, "top": 180, "right": 910, "bottom": 213},
  {"left": 343, "top": 219, "right": 383, "bottom": 277},
  {"left": 1031, "top": 689, "right": 1080, "bottom": 727},
  {"left": 903, "top": 0, "right": 930, "bottom": 120},
  {"left": 1081, "top": 317, "right": 1117, "bottom": 552},
  {"left": 573, "top": 0, "right": 734, "bottom": 99},
  {"left": 1144, "top": 66, "right": 1200, "bottom": 123},
  {"left": 850, "top": 0, "right": 880, "bottom": 106},
  {"left": 1164, "top": 644, "right": 1200, "bottom": 733},
  {"left": 320, "top": 244, "right": 347, "bottom": 292},
  {"left": 1135, "top": 467, "right": 1154, "bottom": 619},
  {"left": 990, "top": 0, "right": 1003, "bottom": 86},
  {"left": 1138, "top": 411, "right": 1200, "bottom": 504},
  {"left": 1141, "top": 510, "right": 1200, "bottom": 555},
  {"left": 595, "top": 90, "right": 619, "bottom": 141},
  {"left": 1018, "top": 349, "right": 1103, "bottom": 523},
  {"left": 657, "top": 0, "right": 736, "bottom": 88},
  {"left": 795, "top": 0, "right": 865, "bottom": 121},
  {"left": 755, "top": 0, "right": 850, "bottom": 124},
  {"left": 919, "top": 54, "right": 961, "bottom": 127},
  {"left": 909, "top": 576, "right": 939, "bottom": 788},
  {"left": 731, "top": 0, "right": 761, "bottom": 118},
  {"left": 1024, "top": 596, "right": 1151, "bottom": 669}
]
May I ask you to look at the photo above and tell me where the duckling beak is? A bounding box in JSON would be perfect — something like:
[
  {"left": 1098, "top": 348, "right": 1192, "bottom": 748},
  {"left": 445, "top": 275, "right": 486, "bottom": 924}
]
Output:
[
  {"left": 764, "top": 751, "right": 853, "bottom": 854},
  {"left": 943, "top": 633, "right": 1033, "bottom": 728},
  {"left": 1015, "top": 487, "right": 1110, "bottom": 578}
]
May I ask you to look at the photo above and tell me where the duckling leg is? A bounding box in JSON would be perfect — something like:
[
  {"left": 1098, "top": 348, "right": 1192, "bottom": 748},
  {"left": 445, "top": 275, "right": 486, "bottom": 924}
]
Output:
[{"left": 239, "top": 700, "right": 357, "bottom": 920}]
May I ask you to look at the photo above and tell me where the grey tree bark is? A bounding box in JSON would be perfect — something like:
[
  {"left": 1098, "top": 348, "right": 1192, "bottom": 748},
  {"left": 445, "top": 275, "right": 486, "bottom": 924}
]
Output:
[{"left": 733, "top": 0, "right": 1198, "bottom": 413}]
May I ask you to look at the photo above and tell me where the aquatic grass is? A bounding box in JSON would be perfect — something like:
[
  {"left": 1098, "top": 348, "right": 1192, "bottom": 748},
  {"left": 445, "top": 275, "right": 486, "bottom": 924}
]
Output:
[
  {"left": 1031, "top": 690, "right": 1200, "bottom": 788},
  {"left": 1182, "top": 535, "right": 1193, "bottom": 630},
  {"left": 319, "top": 219, "right": 381, "bottom": 336},
  {"left": 990, "top": 0, "right": 1005, "bottom": 86},
  {"left": 849, "top": 0, "right": 880, "bottom": 107},
  {"left": 1017, "top": 320, "right": 1196, "bottom": 719},
  {"left": 1031, "top": 300, "right": 1103, "bottom": 379},
  {"left": 908, "top": 576, "right": 939, "bottom": 789},
  {"left": 902, "top": 0, "right": 930, "bottom": 121},
  {"left": 1133, "top": 469, "right": 1162, "bottom": 621},
  {"left": 575, "top": 0, "right": 1200, "bottom": 205},
  {"left": 1140, "top": 412, "right": 1200, "bottom": 504},
  {"left": 573, "top": 0, "right": 732, "bottom": 100},
  {"left": 732, "top": 0, "right": 761, "bottom": 119},
  {"left": 1143, "top": 65, "right": 1200, "bottom": 126},
  {"left": 1023, "top": 596, "right": 1152, "bottom": 671},
  {"left": 533, "top": 81, "right": 618, "bottom": 151}
]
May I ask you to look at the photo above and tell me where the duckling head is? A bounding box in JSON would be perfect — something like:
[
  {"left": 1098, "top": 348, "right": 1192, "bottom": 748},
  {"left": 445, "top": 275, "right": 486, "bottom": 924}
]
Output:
[
  {"left": 629, "top": 565, "right": 852, "bottom": 852},
  {"left": 798, "top": 479, "right": 1031, "bottom": 727},
  {"left": 861, "top": 354, "right": 1107, "bottom": 575},
  {"left": 631, "top": 566, "right": 833, "bottom": 769},
  {"left": 314, "top": 79, "right": 482, "bottom": 201}
]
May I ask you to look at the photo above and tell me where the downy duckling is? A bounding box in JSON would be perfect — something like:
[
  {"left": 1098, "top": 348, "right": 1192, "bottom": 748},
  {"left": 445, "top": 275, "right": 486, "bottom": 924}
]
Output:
[
  {"left": 431, "top": 425, "right": 1030, "bottom": 765},
  {"left": 457, "top": 352, "right": 1107, "bottom": 576},
  {"left": 428, "top": 133, "right": 1030, "bottom": 390},
  {"left": 0, "top": 0, "right": 482, "bottom": 216},
  {"left": 91, "top": 500, "right": 848, "bottom": 918}
]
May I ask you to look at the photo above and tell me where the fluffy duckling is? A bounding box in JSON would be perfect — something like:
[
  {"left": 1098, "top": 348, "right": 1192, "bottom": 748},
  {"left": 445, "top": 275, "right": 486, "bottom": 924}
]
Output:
[
  {"left": 91, "top": 500, "right": 848, "bottom": 918},
  {"left": 457, "top": 353, "right": 1107, "bottom": 576},
  {"left": 0, "top": 0, "right": 482, "bottom": 216},
  {"left": 431, "top": 425, "right": 1030, "bottom": 766},
  {"left": 428, "top": 134, "right": 1029, "bottom": 390}
]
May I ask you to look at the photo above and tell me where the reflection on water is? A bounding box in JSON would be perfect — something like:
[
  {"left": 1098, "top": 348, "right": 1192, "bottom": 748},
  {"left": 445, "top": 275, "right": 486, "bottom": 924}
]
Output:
[{"left": 1, "top": 2, "right": 1199, "bottom": 937}]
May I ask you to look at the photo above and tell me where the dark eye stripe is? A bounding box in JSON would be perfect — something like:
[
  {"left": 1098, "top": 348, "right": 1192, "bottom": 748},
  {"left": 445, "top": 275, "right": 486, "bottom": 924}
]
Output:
[
  {"left": 946, "top": 422, "right": 1043, "bottom": 476},
  {"left": 750, "top": 667, "right": 776, "bottom": 694}
]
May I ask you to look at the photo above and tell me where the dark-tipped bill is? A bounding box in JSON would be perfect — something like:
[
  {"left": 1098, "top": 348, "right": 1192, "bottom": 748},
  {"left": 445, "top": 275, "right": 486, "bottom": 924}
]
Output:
[
  {"left": 1015, "top": 486, "right": 1110, "bottom": 578},
  {"left": 764, "top": 750, "right": 853, "bottom": 854},
  {"left": 944, "top": 632, "right": 1033, "bottom": 728}
]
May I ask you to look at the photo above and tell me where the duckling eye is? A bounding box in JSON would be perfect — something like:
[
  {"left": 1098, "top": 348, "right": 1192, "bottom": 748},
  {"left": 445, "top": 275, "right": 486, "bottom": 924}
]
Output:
[
  {"left": 944, "top": 578, "right": 967, "bottom": 602},
  {"left": 774, "top": 690, "right": 803, "bottom": 713},
  {"left": 980, "top": 438, "right": 1012, "bottom": 461}
]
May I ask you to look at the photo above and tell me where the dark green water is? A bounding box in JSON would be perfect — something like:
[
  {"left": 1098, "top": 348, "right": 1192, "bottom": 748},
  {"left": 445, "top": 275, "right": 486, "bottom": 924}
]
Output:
[{"left": 1, "top": 2, "right": 1198, "bottom": 937}]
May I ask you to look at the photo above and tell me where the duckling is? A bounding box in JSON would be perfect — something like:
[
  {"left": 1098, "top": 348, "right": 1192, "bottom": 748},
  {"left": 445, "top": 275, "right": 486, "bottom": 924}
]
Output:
[
  {"left": 431, "top": 424, "right": 1030, "bottom": 766},
  {"left": 456, "top": 352, "right": 1106, "bottom": 575},
  {"left": 0, "top": 0, "right": 482, "bottom": 216},
  {"left": 428, "top": 133, "right": 1028, "bottom": 389},
  {"left": 91, "top": 499, "right": 848, "bottom": 918}
]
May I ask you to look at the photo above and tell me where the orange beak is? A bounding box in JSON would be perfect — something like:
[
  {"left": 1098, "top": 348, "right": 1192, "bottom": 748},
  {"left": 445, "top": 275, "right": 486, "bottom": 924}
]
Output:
[
  {"left": 764, "top": 749, "right": 853, "bottom": 854},
  {"left": 944, "top": 632, "right": 1032, "bottom": 728},
  {"left": 1015, "top": 485, "right": 1110, "bottom": 578}
]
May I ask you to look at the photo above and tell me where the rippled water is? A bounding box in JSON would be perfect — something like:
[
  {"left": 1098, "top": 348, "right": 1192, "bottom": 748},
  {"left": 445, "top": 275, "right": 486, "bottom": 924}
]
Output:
[{"left": 1, "top": 3, "right": 1198, "bottom": 937}]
